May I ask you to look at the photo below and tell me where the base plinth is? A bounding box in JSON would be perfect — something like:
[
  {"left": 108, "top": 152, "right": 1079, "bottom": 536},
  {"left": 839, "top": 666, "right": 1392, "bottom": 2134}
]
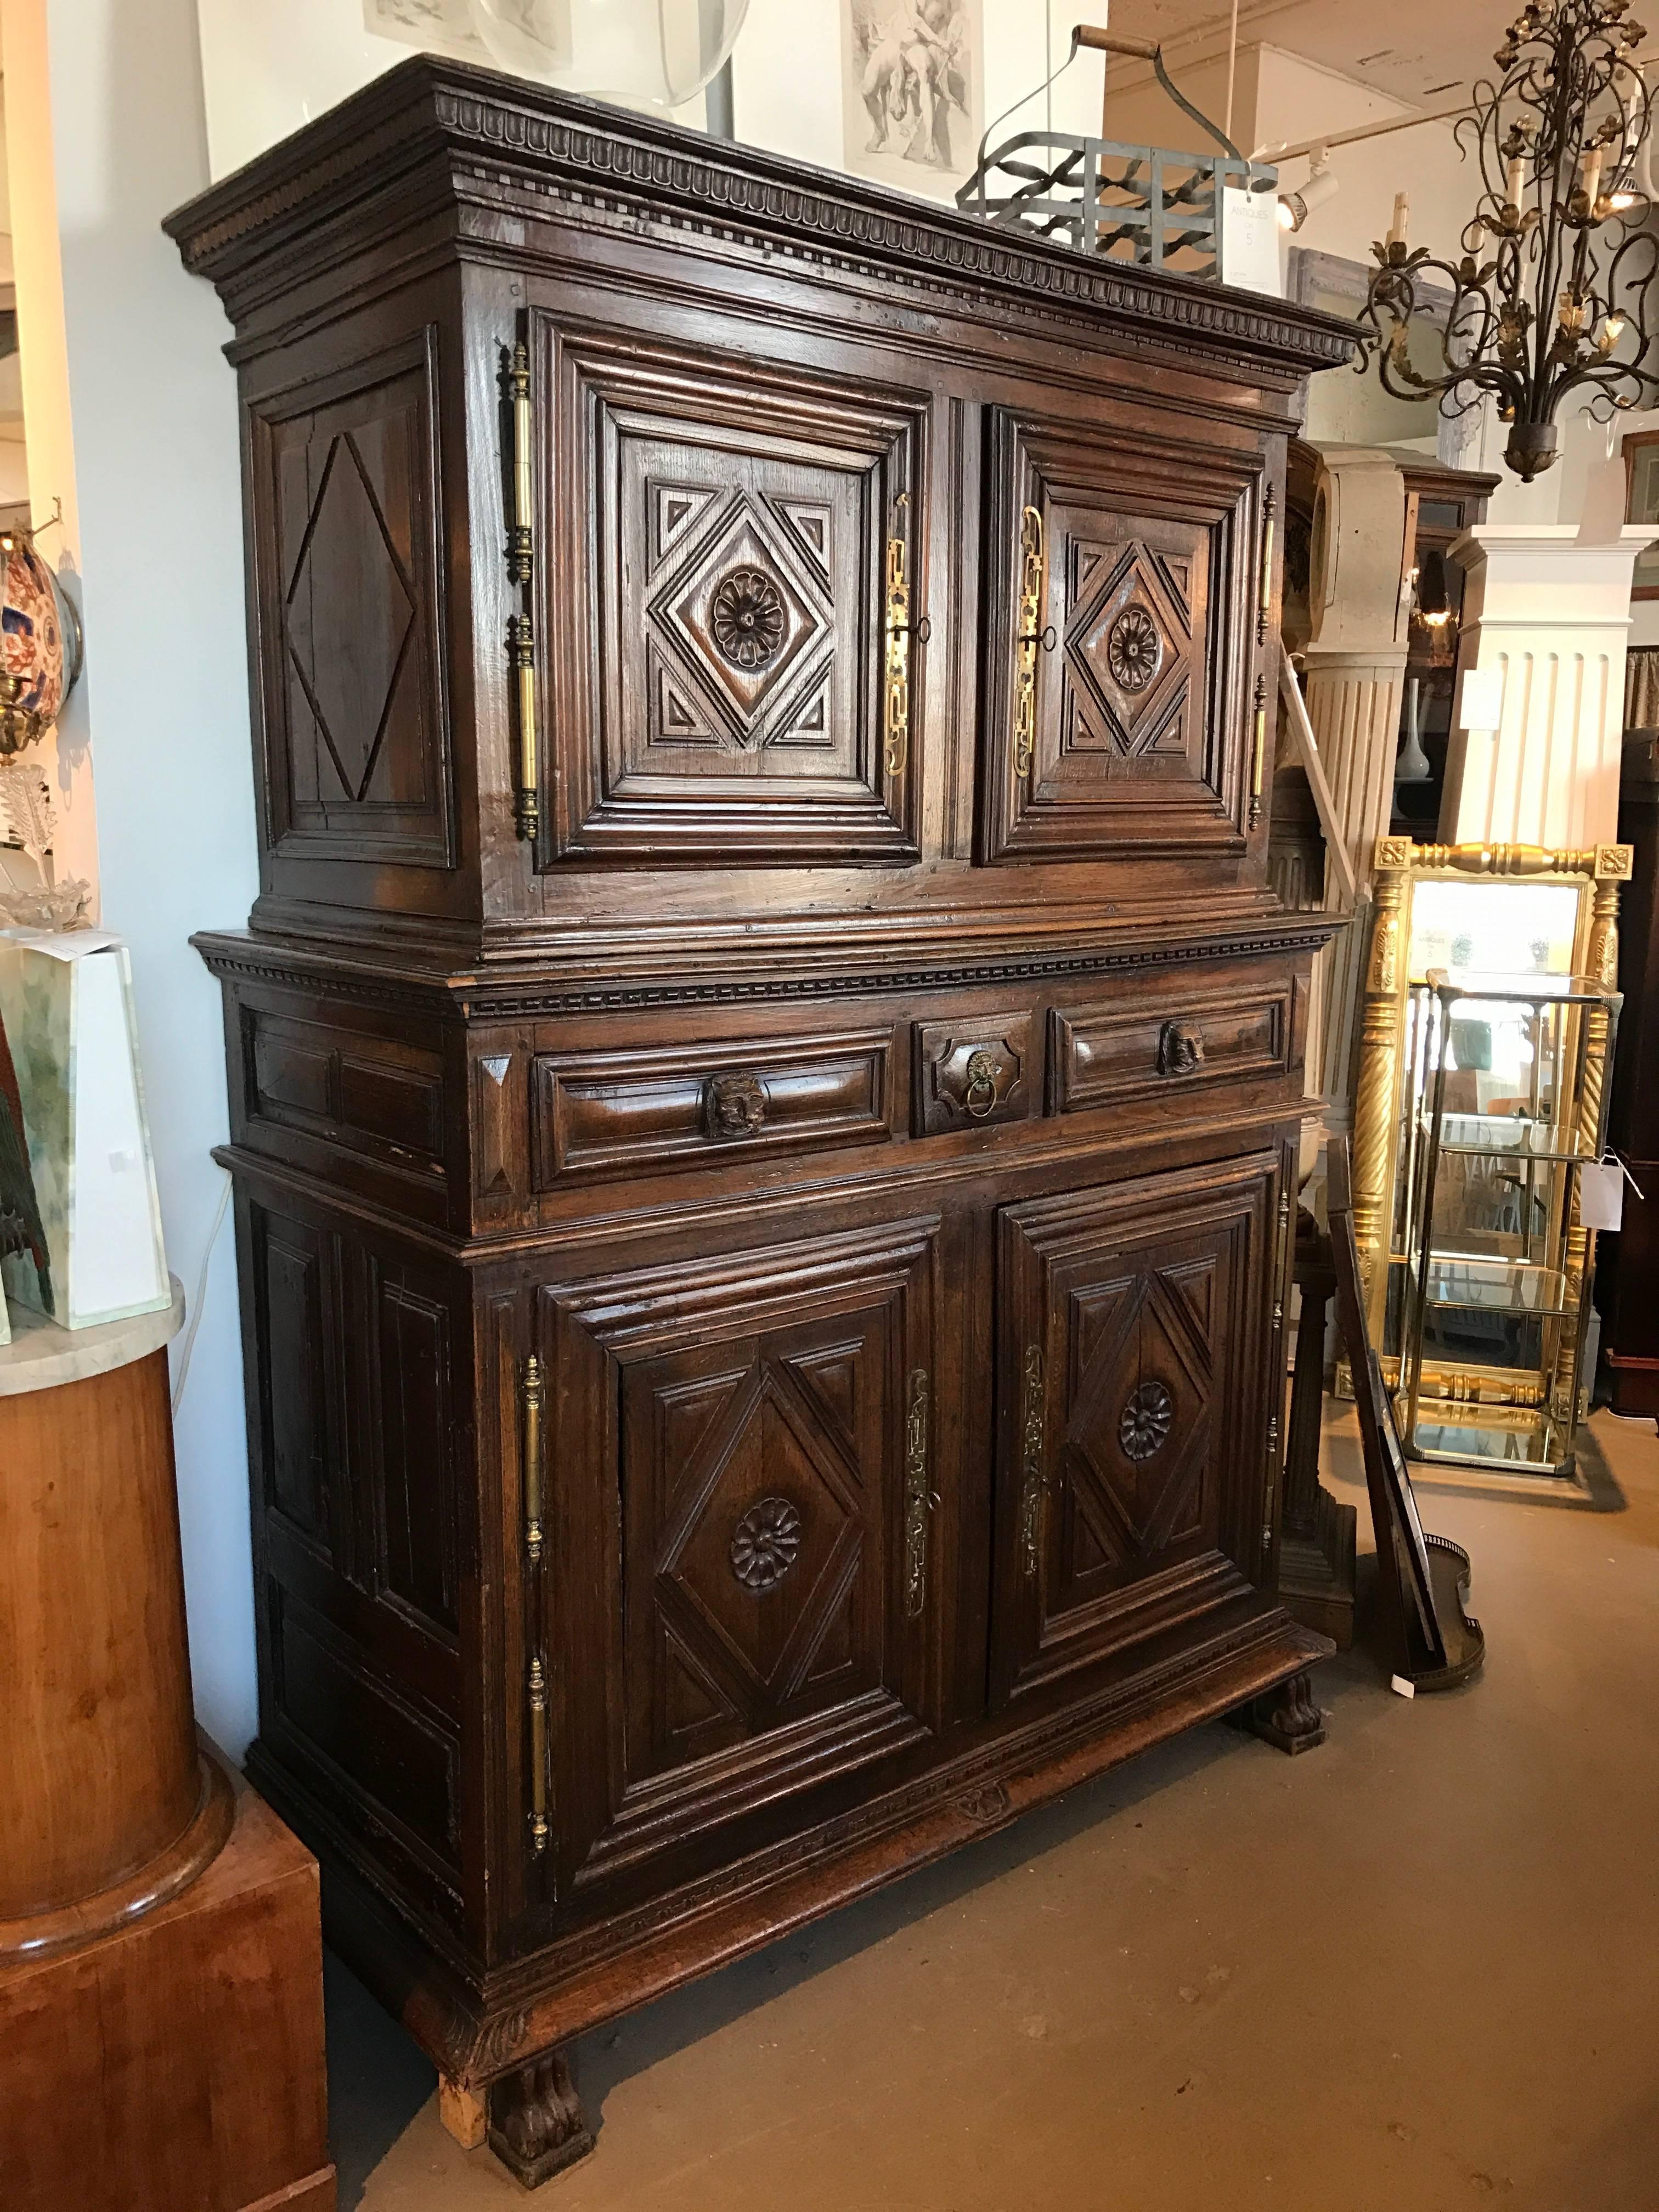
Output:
[{"left": 0, "top": 1741, "right": 335, "bottom": 2212}]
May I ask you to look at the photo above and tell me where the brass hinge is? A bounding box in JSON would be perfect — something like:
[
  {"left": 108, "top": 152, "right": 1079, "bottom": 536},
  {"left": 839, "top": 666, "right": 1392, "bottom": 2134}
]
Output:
[
  {"left": 1249, "top": 672, "right": 1268, "bottom": 830},
  {"left": 1019, "top": 1342, "right": 1046, "bottom": 1578},
  {"left": 528, "top": 1654, "right": 549, "bottom": 1855},
  {"left": 1256, "top": 486, "right": 1276, "bottom": 647},
  {"left": 522, "top": 1352, "right": 544, "bottom": 1566},
  {"left": 1013, "top": 504, "right": 1049, "bottom": 781},
  {"left": 507, "top": 614, "right": 539, "bottom": 843},
  {"left": 903, "top": 1365, "right": 936, "bottom": 1618},
  {"left": 885, "top": 494, "right": 913, "bottom": 781},
  {"left": 506, "top": 337, "right": 533, "bottom": 584}
]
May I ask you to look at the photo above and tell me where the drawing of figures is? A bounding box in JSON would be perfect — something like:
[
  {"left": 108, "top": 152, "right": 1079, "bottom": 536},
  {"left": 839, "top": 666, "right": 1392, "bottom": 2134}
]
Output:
[{"left": 844, "top": 0, "right": 980, "bottom": 188}]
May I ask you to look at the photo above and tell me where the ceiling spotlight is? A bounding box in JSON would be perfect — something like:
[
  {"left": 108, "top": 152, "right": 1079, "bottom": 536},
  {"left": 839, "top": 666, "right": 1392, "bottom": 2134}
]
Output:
[{"left": 1278, "top": 153, "right": 1339, "bottom": 234}]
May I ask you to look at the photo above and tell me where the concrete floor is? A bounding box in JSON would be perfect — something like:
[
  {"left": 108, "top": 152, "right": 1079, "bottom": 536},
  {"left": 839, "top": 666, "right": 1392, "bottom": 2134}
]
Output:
[{"left": 326, "top": 1407, "right": 1659, "bottom": 2212}]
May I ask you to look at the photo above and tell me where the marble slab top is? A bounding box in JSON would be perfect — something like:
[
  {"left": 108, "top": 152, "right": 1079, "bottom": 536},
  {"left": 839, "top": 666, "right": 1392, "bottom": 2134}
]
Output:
[{"left": 0, "top": 1278, "right": 185, "bottom": 1398}]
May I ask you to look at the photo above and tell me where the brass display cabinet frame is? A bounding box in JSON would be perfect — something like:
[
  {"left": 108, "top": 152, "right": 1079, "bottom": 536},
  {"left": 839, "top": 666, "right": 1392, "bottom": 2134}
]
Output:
[{"left": 1348, "top": 836, "right": 1632, "bottom": 1482}]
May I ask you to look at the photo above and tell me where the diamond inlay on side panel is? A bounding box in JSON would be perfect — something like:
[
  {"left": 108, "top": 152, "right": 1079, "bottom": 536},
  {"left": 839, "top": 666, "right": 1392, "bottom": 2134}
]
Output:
[{"left": 285, "top": 430, "right": 416, "bottom": 803}]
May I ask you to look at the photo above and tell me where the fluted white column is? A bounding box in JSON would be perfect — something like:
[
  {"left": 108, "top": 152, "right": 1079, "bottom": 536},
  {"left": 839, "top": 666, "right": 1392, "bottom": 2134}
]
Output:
[
  {"left": 1442, "top": 524, "right": 1659, "bottom": 848},
  {"left": 1301, "top": 452, "right": 1412, "bottom": 1125}
]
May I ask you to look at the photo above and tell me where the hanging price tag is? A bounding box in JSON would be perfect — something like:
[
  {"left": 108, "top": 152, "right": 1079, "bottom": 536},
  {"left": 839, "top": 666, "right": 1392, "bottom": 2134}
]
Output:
[
  {"left": 1579, "top": 1163, "right": 1624, "bottom": 1231},
  {"left": 1580, "top": 1154, "right": 1645, "bottom": 1233}
]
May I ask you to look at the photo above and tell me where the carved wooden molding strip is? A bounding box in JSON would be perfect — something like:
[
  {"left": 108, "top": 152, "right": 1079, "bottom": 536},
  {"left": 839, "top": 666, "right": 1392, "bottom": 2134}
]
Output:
[
  {"left": 166, "top": 60, "right": 1357, "bottom": 380},
  {"left": 195, "top": 921, "right": 1338, "bottom": 1020}
]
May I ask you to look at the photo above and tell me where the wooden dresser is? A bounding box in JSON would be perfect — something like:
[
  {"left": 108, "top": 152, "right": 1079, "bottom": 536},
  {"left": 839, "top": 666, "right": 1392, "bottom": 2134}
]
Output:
[{"left": 167, "top": 60, "right": 1353, "bottom": 2186}]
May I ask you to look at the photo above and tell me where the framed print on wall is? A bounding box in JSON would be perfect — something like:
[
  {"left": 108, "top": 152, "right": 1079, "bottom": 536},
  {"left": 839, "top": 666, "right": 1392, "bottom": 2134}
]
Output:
[{"left": 840, "top": 0, "right": 983, "bottom": 198}]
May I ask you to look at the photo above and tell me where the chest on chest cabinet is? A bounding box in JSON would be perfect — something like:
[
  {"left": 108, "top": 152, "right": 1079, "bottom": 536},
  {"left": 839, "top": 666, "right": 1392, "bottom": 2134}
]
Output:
[{"left": 171, "top": 59, "right": 1352, "bottom": 2183}]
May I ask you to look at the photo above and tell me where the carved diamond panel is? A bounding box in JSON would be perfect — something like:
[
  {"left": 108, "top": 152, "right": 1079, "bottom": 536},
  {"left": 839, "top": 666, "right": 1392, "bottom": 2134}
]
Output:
[
  {"left": 662, "top": 1359, "right": 861, "bottom": 1709},
  {"left": 980, "top": 407, "right": 1252, "bottom": 864},
  {"left": 1064, "top": 539, "right": 1193, "bottom": 760},
  {"left": 556, "top": 333, "right": 920, "bottom": 864},
  {"left": 257, "top": 334, "right": 451, "bottom": 867},
  {"left": 995, "top": 1165, "right": 1276, "bottom": 1712},
  {"left": 545, "top": 1218, "right": 940, "bottom": 1893},
  {"left": 651, "top": 499, "right": 829, "bottom": 744},
  {"left": 1061, "top": 1266, "right": 1212, "bottom": 1584},
  {"left": 285, "top": 433, "right": 417, "bottom": 800}
]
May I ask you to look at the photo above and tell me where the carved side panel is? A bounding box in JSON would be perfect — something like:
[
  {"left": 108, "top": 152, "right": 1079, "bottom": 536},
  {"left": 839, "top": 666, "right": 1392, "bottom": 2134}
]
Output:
[
  {"left": 244, "top": 1007, "right": 446, "bottom": 1175},
  {"left": 980, "top": 408, "right": 1257, "bottom": 862},
  {"left": 537, "top": 1217, "right": 943, "bottom": 1898},
  {"left": 992, "top": 1155, "right": 1276, "bottom": 1705},
  {"left": 242, "top": 1192, "right": 466, "bottom": 1929},
  {"left": 250, "top": 329, "right": 453, "bottom": 868},
  {"left": 541, "top": 324, "right": 923, "bottom": 865},
  {"left": 371, "top": 1271, "right": 460, "bottom": 1640},
  {"left": 251, "top": 1207, "right": 341, "bottom": 1558}
]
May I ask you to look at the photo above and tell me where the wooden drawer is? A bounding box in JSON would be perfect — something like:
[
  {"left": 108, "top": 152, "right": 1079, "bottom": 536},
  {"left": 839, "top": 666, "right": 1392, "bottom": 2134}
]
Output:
[
  {"left": 532, "top": 1028, "right": 893, "bottom": 1184},
  {"left": 1048, "top": 985, "right": 1290, "bottom": 1115}
]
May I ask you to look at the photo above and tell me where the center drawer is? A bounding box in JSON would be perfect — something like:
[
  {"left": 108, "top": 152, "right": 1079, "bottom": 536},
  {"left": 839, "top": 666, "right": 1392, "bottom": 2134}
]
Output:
[
  {"left": 1047, "top": 983, "right": 1291, "bottom": 1116},
  {"left": 532, "top": 1027, "right": 894, "bottom": 1184}
]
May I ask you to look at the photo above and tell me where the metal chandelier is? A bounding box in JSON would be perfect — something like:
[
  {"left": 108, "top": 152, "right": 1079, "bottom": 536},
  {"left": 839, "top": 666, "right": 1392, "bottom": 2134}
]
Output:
[{"left": 1358, "top": 0, "right": 1658, "bottom": 480}]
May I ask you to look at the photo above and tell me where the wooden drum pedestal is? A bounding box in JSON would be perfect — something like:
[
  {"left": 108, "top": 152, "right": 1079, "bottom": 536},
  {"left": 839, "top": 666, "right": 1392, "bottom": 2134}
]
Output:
[
  {"left": 0, "top": 1286, "right": 336, "bottom": 2211},
  {"left": 0, "top": 1286, "right": 232, "bottom": 1957}
]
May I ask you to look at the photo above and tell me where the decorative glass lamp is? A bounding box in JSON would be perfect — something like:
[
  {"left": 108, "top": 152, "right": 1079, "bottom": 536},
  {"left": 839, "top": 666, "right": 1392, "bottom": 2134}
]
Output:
[
  {"left": 468, "top": 0, "right": 749, "bottom": 108},
  {"left": 0, "top": 528, "right": 83, "bottom": 759}
]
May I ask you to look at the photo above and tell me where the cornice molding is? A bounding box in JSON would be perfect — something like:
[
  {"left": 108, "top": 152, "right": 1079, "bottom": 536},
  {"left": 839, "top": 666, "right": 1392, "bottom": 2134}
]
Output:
[
  {"left": 165, "top": 58, "right": 1357, "bottom": 379},
  {"left": 193, "top": 915, "right": 1338, "bottom": 1019}
]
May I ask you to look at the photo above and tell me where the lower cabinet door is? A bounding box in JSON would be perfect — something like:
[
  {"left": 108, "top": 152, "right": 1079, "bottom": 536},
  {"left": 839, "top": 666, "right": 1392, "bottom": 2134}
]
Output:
[
  {"left": 990, "top": 1150, "right": 1280, "bottom": 1708},
  {"left": 535, "top": 1212, "right": 946, "bottom": 1901}
]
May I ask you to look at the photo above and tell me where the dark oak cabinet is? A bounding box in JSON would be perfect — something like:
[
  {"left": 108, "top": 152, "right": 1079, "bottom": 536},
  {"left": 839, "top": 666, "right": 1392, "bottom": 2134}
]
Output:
[{"left": 168, "top": 57, "right": 1351, "bottom": 2187}]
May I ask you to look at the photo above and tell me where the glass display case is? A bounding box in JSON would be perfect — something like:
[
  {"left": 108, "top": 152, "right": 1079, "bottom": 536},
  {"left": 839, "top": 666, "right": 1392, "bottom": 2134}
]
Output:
[{"left": 1350, "top": 838, "right": 1632, "bottom": 1484}]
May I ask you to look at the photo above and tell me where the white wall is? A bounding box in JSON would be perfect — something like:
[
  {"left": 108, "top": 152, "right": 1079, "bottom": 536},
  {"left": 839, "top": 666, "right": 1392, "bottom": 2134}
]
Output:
[
  {"left": 195, "top": 0, "right": 1096, "bottom": 191},
  {"left": 31, "top": 0, "right": 259, "bottom": 1756}
]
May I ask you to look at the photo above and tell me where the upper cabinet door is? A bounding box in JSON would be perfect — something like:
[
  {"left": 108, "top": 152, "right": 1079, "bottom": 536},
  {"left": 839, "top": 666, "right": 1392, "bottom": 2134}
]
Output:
[
  {"left": 539, "top": 318, "right": 927, "bottom": 868},
  {"left": 979, "top": 406, "right": 1265, "bottom": 865}
]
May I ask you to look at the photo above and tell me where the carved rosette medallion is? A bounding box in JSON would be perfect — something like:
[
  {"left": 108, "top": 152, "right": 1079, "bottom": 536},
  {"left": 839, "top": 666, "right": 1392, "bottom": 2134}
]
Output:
[
  {"left": 1106, "top": 604, "right": 1162, "bottom": 693},
  {"left": 710, "top": 566, "right": 787, "bottom": 670},
  {"left": 729, "top": 1496, "right": 803, "bottom": 1591},
  {"left": 1118, "top": 1379, "right": 1174, "bottom": 1462}
]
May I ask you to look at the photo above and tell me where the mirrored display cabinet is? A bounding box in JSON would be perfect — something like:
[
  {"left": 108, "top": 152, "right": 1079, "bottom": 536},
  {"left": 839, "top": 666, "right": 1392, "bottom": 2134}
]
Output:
[{"left": 1349, "top": 838, "right": 1631, "bottom": 1484}]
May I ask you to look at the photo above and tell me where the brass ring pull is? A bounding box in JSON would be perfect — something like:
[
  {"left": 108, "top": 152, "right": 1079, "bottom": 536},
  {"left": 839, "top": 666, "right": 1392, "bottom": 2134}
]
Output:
[{"left": 964, "top": 1049, "right": 1000, "bottom": 1118}]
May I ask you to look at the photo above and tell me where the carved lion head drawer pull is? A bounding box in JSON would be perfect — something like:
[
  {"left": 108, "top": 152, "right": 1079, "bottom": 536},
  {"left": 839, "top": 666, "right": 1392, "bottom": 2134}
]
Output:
[
  {"left": 1157, "top": 1022, "right": 1206, "bottom": 1078},
  {"left": 963, "top": 1049, "right": 1001, "bottom": 1119},
  {"left": 703, "top": 1070, "right": 768, "bottom": 1140}
]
